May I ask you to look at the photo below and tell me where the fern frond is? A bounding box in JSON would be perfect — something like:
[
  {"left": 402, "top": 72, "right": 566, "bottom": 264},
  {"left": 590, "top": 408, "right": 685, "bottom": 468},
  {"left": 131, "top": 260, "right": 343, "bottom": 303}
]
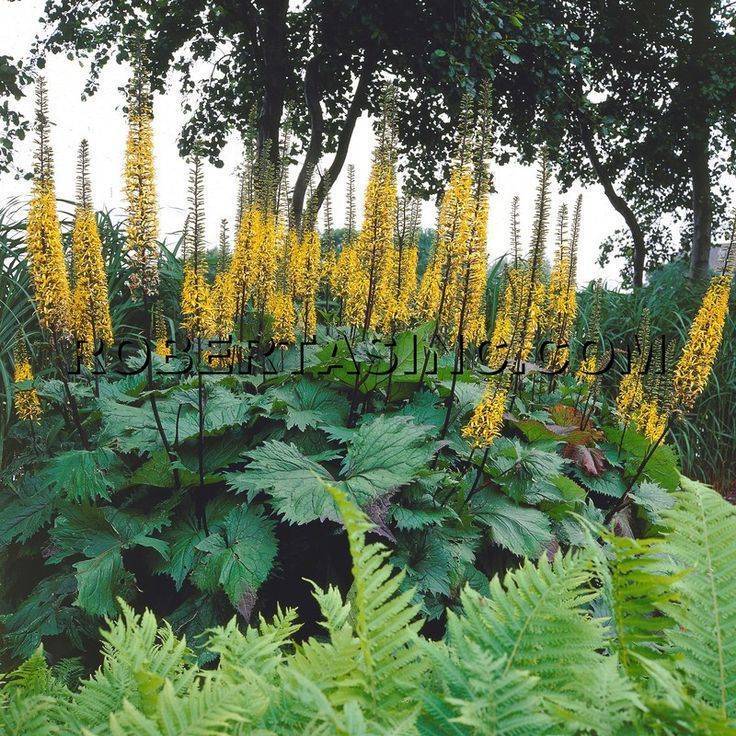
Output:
[
  {"left": 331, "top": 484, "right": 426, "bottom": 710},
  {"left": 155, "top": 677, "right": 256, "bottom": 735},
  {"left": 205, "top": 606, "right": 300, "bottom": 683},
  {"left": 0, "top": 647, "right": 69, "bottom": 735},
  {"left": 450, "top": 549, "right": 605, "bottom": 703},
  {"left": 663, "top": 476, "right": 736, "bottom": 719},
  {"left": 287, "top": 484, "right": 426, "bottom": 729},
  {"left": 101, "top": 601, "right": 196, "bottom": 695},
  {"left": 545, "top": 657, "right": 643, "bottom": 736},
  {"left": 0, "top": 695, "right": 62, "bottom": 736},
  {"left": 601, "top": 533, "right": 680, "bottom": 676},
  {"left": 419, "top": 639, "right": 552, "bottom": 736}
]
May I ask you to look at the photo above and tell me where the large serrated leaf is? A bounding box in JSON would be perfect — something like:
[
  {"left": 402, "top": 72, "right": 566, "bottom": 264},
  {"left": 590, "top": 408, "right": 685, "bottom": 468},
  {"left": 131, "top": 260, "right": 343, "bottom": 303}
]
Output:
[
  {"left": 192, "top": 505, "right": 277, "bottom": 609},
  {"left": 272, "top": 377, "right": 349, "bottom": 430},
  {"left": 471, "top": 491, "right": 552, "bottom": 558},
  {"left": 226, "top": 440, "right": 336, "bottom": 523},
  {"left": 340, "top": 414, "right": 436, "bottom": 502},
  {"left": 39, "top": 447, "right": 126, "bottom": 502}
]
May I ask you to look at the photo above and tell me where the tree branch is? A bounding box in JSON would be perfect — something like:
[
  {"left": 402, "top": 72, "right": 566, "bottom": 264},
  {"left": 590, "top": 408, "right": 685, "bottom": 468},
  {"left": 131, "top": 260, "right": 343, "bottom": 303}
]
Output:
[
  {"left": 291, "top": 53, "right": 324, "bottom": 228},
  {"left": 576, "top": 112, "right": 647, "bottom": 288},
  {"left": 294, "top": 47, "right": 378, "bottom": 226}
]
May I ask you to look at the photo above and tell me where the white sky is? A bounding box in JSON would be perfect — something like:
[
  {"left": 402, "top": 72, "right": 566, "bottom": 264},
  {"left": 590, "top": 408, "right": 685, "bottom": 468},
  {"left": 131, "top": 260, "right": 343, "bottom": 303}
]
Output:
[{"left": 1, "top": 0, "right": 629, "bottom": 286}]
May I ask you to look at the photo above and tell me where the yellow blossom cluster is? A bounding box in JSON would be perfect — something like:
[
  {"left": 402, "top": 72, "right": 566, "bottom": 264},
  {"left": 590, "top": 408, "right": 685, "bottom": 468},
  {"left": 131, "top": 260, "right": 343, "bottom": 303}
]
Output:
[
  {"left": 124, "top": 60, "right": 159, "bottom": 298},
  {"left": 673, "top": 272, "right": 733, "bottom": 411},
  {"left": 13, "top": 342, "right": 42, "bottom": 422},
  {"left": 344, "top": 156, "right": 398, "bottom": 331},
  {"left": 615, "top": 311, "right": 650, "bottom": 425},
  {"left": 291, "top": 228, "right": 321, "bottom": 336},
  {"left": 154, "top": 307, "right": 170, "bottom": 358},
  {"left": 545, "top": 198, "right": 579, "bottom": 371},
  {"left": 180, "top": 155, "right": 215, "bottom": 341},
  {"left": 26, "top": 78, "right": 72, "bottom": 337},
  {"left": 71, "top": 140, "right": 114, "bottom": 361},
  {"left": 485, "top": 152, "right": 551, "bottom": 373},
  {"left": 27, "top": 183, "right": 73, "bottom": 337},
  {"left": 379, "top": 197, "right": 420, "bottom": 332},
  {"left": 462, "top": 377, "right": 510, "bottom": 448}
]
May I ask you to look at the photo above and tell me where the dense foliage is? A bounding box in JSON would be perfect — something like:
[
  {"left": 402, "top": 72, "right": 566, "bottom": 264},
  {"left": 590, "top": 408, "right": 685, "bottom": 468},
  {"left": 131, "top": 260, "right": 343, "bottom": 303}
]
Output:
[
  {"left": 1, "top": 68, "right": 735, "bottom": 736},
  {"left": 3, "top": 476, "right": 736, "bottom": 734}
]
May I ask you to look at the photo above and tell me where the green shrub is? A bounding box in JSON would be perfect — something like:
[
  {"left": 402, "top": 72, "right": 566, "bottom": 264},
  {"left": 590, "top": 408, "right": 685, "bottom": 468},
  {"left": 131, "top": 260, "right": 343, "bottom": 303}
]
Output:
[{"left": 2, "top": 476, "right": 735, "bottom": 735}]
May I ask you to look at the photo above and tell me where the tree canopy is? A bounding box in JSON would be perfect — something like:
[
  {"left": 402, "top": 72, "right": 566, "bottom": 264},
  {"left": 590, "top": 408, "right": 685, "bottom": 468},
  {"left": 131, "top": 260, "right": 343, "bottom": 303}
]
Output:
[
  {"left": 27, "top": 0, "right": 569, "bottom": 228},
  {"left": 523, "top": 0, "right": 736, "bottom": 286}
]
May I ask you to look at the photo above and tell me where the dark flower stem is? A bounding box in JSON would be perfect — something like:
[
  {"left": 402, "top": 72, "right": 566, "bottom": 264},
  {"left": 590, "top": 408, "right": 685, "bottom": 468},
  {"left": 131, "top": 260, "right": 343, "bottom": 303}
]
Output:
[{"left": 604, "top": 421, "right": 669, "bottom": 525}]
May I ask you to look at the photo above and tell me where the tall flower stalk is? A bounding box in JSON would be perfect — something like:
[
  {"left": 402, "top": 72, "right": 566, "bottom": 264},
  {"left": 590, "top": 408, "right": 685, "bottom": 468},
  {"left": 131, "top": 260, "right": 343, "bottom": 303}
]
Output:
[
  {"left": 513, "top": 148, "right": 550, "bottom": 369},
  {"left": 292, "top": 208, "right": 321, "bottom": 338},
  {"left": 180, "top": 154, "right": 214, "bottom": 340},
  {"left": 71, "top": 139, "right": 114, "bottom": 365},
  {"left": 123, "top": 54, "right": 180, "bottom": 486},
  {"left": 545, "top": 196, "right": 580, "bottom": 373},
  {"left": 416, "top": 96, "right": 475, "bottom": 334},
  {"left": 439, "top": 84, "right": 493, "bottom": 439},
  {"left": 26, "top": 77, "right": 72, "bottom": 338},
  {"left": 125, "top": 53, "right": 159, "bottom": 298},
  {"left": 211, "top": 219, "right": 237, "bottom": 345},
  {"left": 345, "top": 86, "right": 398, "bottom": 333},
  {"left": 673, "top": 226, "right": 736, "bottom": 411},
  {"left": 27, "top": 77, "right": 89, "bottom": 447},
  {"left": 607, "top": 223, "right": 735, "bottom": 523},
  {"left": 381, "top": 195, "right": 420, "bottom": 332}
]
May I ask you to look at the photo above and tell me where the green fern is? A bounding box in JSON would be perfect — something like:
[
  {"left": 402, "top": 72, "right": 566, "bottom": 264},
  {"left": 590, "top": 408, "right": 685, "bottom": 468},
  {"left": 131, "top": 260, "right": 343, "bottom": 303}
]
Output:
[
  {"left": 601, "top": 533, "right": 681, "bottom": 676},
  {"left": 662, "top": 476, "right": 736, "bottom": 719},
  {"left": 2, "top": 475, "right": 736, "bottom": 735},
  {"left": 285, "top": 483, "right": 427, "bottom": 731},
  {"left": 0, "top": 648, "right": 69, "bottom": 735},
  {"left": 451, "top": 549, "right": 605, "bottom": 699}
]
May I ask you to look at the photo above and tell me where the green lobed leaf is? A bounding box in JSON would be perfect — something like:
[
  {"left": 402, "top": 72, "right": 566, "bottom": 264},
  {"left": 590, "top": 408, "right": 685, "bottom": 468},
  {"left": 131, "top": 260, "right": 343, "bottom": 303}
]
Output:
[{"left": 471, "top": 490, "right": 553, "bottom": 558}]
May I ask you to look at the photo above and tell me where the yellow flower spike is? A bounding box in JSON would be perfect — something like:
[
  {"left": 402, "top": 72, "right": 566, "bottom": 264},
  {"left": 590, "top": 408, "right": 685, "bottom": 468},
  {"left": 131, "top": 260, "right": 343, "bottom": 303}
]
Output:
[
  {"left": 293, "top": 227, "right": 321, "bottom": 336},
  {"left": 615, "top": 310, "right": 651, "bottom": 425},
  {"left": 346, "top": 86, "right": 399, "bottom": 331},
  {"left": 445, "top": 84, "right": 492, "bottom": 346},
  {"left": 13, "top": 339, "right": 42, "bottom": 423},
  {"left": 180, "top": 154, "right": 215, "bottom": 340},
  {"left": 513, "top": 150, "right": 551, "bottom": 365},
  {"left": 211, "top": 270, "right": 237, "bottom": 340},
  {"left": 673, "top": 270, "right": 734, "bottom": 411},
  {"left": 634, "top": 398, "right": 667, "bottom": 443},
  {"left": 269, "top": 289, "right": 297, "bottom": 346},
  {"left": 71, "top": 140, "right": 114, "bottom": 363},
  {"left": 416, "top": 255, "right": 442, "bottom": 323},
  {"left": 153, "top": 307, "right": 170, "bottom": 358},
  {"left": 487, "top": 151, "right": 551, "bottom": 371},
  {"left": 545, "top": 203, "right": 578, "bottom": 371},
  {"left": 341, "top": 243, "right": 367, "bottom": 327},
  {"left": 124, "top": 56, "right": 159, "bottom": 297},
  {"left": 462, "top": 377, "right": 510, "bottom": 449},
  {"left": 211, "top": 220, "right": 237, "bottom": 339},
  {"left": 381, "top": 200, "right": 420, "bottom": 332},
  {"left": 431, "top": 166, "right": 474, "bottom": 336},
  {"left": 251, "top": 210, "right": 280, "bottom": 323},
  {"left": 26, "top": 77, "right": 72, "bottom": 337},
  {"left": 320, "top": 247, "right": 337, "bottom": 292}
]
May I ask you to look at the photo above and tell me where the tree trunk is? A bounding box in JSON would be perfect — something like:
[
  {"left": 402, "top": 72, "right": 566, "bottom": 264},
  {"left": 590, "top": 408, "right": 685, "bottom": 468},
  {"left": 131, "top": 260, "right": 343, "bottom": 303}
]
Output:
[
  {"left": 291, "top": 54, "right": 324, "bottom": 230},
  {"left": 308, "top": 49, "right": 378, "bottom": 224},
  {"left": 292, "top": 48, "right": 377, "bottom": 228},
  {"left": 577, "top": 115, "right": 647, "bottom": 288},
  {"left": 688, "top": 0, "right": 713, "bottom": 281},
  {"left": 257, "top": 0, "right": 289, "bottom": 173}
]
